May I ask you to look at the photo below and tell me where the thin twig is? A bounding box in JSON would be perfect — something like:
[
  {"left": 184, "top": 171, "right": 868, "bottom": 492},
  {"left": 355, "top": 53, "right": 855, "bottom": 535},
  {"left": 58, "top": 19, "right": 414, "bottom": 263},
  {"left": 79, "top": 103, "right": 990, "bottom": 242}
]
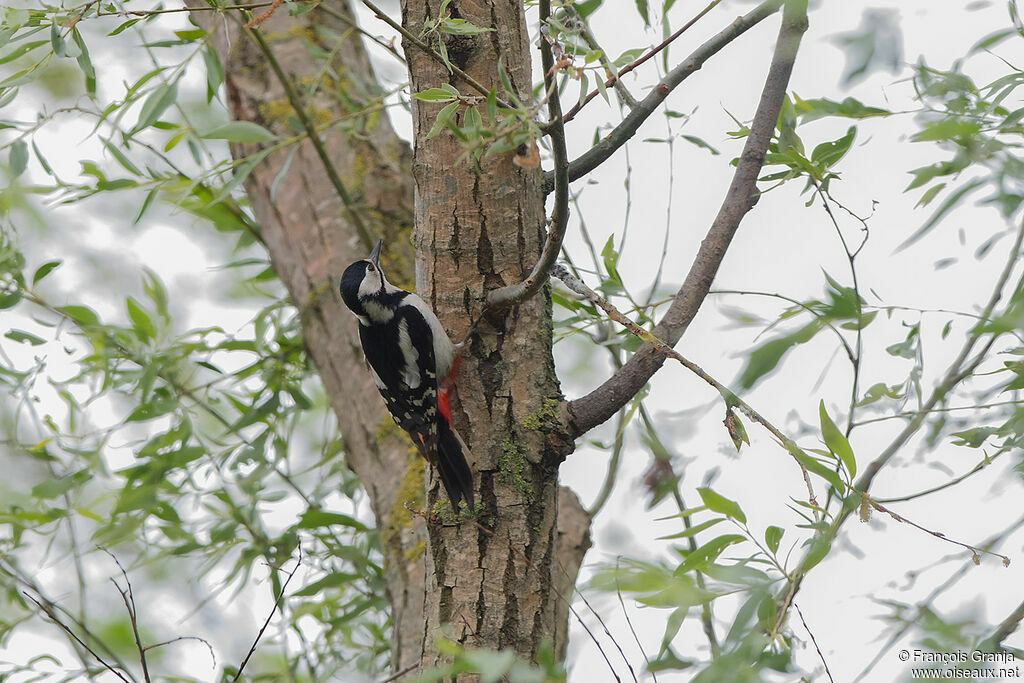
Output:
[
  {"left": 485, "top": 0, "right": 569, "bottom": 309},
  {"left": 865, "top": 496, "right": 1012, "bottom": 566},
  {"left": 875, "top": 452, "right": 1001, "bottom": 504},
  {"left": 96, "top": 2, "right": 275, "bottom": 17},
  {"left": 855, "top": 515, "right": 1024, "bottom": 681},
  {"left": 795, "top": 604, "right": 834, "bottom": 683},
  {"left": 378, "top": 664, "right": 419, "bottom": 682},
  {"left": 317, "top": 3, "right": 405, "bottom": 62},
  {"left": 566, "top": 5, "right": 638, "bottom": 109},
  {"left": 100, "top": 549, "right": 151, "bottom": 683},
  {"left": 560, "top": 0, "right": 721, "bottom": 125},
  {"left": 232, "top": 547, "right": 303, "bottom": 681},
  {"left": 144, "top": 636, "right": 217, "bottom": 668},
  {"left": 552, "top": 264, "right": 820, "bottom": 514},
  {"left": 358, "top": 0, "right": 513, "bottom": 110},
  {"left": 544, "top": 0, "right": 785, "bottom": 193},
  {"left": 587, "top": 405, "right": 627, "bottom": 516},
  {"left": 246, "top": 27, "right": 375, "bottom": 250},
  {"left": 24, "top": 593, "right": 133, "bottom": 683}
]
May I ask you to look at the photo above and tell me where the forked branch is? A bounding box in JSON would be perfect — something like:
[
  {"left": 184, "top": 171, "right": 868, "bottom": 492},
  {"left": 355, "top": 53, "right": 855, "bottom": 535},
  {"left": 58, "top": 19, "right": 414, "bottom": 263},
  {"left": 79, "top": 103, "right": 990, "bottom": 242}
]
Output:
[
  {"left": 543, "top": 0, "right": 786, "bottom": 194},
  {"left": 567, "top": 0, "right": 809, "bottom": 437}
]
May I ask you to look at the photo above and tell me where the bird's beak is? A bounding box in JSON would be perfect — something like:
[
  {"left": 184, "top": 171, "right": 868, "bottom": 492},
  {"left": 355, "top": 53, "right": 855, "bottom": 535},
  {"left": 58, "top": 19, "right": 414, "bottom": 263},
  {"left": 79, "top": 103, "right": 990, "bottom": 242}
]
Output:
[{"left": 369, "top": 239, "right": 383, "bottom": 268}]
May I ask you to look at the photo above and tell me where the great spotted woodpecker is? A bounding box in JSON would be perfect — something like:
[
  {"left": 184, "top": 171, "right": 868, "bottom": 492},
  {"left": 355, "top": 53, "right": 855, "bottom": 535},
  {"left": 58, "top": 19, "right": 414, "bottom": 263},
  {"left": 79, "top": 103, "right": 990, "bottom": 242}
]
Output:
[{"left": 339, "top": 239, "right": 474, "bottom": 509}]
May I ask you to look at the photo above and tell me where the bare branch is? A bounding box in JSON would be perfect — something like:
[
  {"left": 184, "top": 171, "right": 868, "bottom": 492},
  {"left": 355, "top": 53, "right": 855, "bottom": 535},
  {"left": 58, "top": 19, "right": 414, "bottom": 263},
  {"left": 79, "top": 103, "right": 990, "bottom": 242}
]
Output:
[
  {"left": 484, "top": 0, "right": 570, "bottom": 308},
  {"left": 567, "top": 0, "right": 808, "bottom": 437},
  {"left": 560, "top": 0, "right": 722, "bottom": 126},
  {"left": 24, "top": 592, "right": 133, "bottom": 683},
  {"left": 100, "top": 549, "right": 151, "bottom": 683},
  {"left": 795, "top": 604, "right": 834, "bottom": 683},
  {"left": 987, "top": 599, "right": 1024, "bottom": 649},
  {"left": 543, "top": 0, "right": 785, "bottom": 194},
  {"left": 232, "top": 547, "right": 302, "bottom": 682}
]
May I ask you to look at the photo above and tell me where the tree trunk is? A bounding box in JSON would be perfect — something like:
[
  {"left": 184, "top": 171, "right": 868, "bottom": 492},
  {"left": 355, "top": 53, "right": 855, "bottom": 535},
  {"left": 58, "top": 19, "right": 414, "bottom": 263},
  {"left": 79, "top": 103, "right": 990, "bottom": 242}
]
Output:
[
  {"left": 187, "top": 0, "right": 590, "bottom": 675},
  {"left": 399, "top": 0, "right": 580, "bottom": 668}
]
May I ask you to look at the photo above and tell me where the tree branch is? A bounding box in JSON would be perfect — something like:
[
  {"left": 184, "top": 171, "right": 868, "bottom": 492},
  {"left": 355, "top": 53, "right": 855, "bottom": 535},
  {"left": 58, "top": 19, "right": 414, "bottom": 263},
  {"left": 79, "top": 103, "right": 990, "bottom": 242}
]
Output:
[
  {"left": 484, "top": 0, "right": 569, "bottom": 308},
  {"left": 552, "top": 265, "right": 819, "bottom": 510},
  {"left": 543, "top": 0, "right": 785, "bottom": 194},
  {"left": 566, "top": 0, "right": 808, "bottom": 437},
  {"left": 560, "top": 0, "right": 721, "bottom": 126}
]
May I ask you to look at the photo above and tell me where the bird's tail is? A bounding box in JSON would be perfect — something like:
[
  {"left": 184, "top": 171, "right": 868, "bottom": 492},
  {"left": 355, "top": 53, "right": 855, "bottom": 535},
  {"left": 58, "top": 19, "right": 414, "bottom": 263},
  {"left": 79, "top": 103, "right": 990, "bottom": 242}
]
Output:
[{"left": 436, "top": 417, "right": 474, "bottom": 510}]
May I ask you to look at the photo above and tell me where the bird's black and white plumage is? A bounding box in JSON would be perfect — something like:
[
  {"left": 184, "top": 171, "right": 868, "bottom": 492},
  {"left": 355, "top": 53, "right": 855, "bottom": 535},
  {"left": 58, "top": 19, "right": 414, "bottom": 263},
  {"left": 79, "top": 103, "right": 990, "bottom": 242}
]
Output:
[{"left": 339, "top": 239, "right": 474, "bottom": 509}]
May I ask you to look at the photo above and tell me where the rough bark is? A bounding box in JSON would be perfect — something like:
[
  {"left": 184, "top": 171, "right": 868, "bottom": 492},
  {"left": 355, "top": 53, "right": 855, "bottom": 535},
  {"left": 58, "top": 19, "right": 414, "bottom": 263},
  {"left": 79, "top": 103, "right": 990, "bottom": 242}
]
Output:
[
  {"left": 399, "top": 0, "right": 579, "bottom": 670},
  {"left": 186, "top": 0, "right": 589, "bottom": 674}
]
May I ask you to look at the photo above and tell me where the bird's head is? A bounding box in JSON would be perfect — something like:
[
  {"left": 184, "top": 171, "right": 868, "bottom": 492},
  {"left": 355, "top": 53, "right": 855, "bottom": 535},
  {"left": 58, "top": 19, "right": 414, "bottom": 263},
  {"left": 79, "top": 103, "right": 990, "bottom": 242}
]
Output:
[{"left": 340, "top": 239, "right": 399, "bottom": 322}]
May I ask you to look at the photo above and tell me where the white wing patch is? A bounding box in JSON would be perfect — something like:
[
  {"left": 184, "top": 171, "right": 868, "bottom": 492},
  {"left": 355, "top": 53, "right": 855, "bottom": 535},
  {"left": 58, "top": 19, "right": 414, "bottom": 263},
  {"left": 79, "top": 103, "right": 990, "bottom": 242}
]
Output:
[
  {"left": 404, "top": 294, "right": 455, "bottom": 380},
  {"left": 397, "top": 318, "right": 421, "bottom": 389},
  {"left": 367, "top": 363, "right": 386, "bottom": 391}
]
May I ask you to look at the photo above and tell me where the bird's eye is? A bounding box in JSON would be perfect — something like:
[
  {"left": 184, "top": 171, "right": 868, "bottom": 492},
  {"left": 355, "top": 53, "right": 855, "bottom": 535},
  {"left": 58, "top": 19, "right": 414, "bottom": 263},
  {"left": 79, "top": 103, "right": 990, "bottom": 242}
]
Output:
[{"left": 367, "top": 264, "right": 375, "bottom": 273}]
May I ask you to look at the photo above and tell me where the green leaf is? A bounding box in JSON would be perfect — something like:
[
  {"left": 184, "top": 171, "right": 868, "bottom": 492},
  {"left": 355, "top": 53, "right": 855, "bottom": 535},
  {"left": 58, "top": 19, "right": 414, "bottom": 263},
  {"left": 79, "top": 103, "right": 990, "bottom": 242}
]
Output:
[
  {"left": 832, "top": 9, "right": 902, "bottom": 85},
  {"left": 658, "top": 518, "right": 724, "bottom": 540},
  {"left": 680, "top": 134, "right": 719, "bottom": 155},
  {"left": 101, "top": 137, "right": 141, "bottom": 175},
  {"left": 737, "top": 320, "right": 822, "bottom": 389},
  {"left": 764, "top": 526, "right": 784, "bottom": 554},
  {"left": 131, "top": 79, "right": 179, "bottom": 134},
  {"left": 427, "top": 101, "right": 460, "bottom": 139},
  {"left": 634, "top": 0, "right": 650, "bottom": 25},
  {"left": 696, "top": 488, "right": 746, "bottom": 524},
  {"left": 32, "top": 259, "right": 61, "bottom": 285},
  {"left": 676, "top": 534, "right": 746, "bottom": 574},
  {"left": 788, "top": 445, "right": 846, "bottom": 492},
  {"left": 810, "top": 126, "right": 856, "bottom": 168},
  {"left": 438, "top": 18, "right": 494, "bottom": 35},
  {"left": 58, "top": 304, "right": 100, "bottom": 327},
  {"left": 800, "top": 533, "right": 833, "bottom": 572},
  {"left": 897, "top": 180, "right": 984, "bottom": 251},
  {"left": 49, "top": 20, "right": 66, "bottom": 58},
  {"left": 70, "top": 28, "right": 95, "bottom": 97},
  {"left": 293, "top": 571, "right": 360, "bottom": 597},
  {"left": 125, "top": 401, "right": 175, "bottom": 423},
  {"left": 202, "top": 47, "right": 224, "bottom": 103},
  {"left": 5, "top": 329, "right": 45, "bottom": 345},
  {"left": 32, "top": 471, "right": 89, "bottom": 499},
  {"left": 8, "top": 138, "right": 28, "bottom": 177},
  {"left": 413, "top": 87, "right": 458, "bottom": 103},
  {"left": 296, "top": 509, "right": 369, "bottom": 531},
  {"left": 792, "top": 95, "right": 891, "bottom": 123},
  {"left": 200, "top": 121, "right": 276, "bottom": 143},
  {"left": 108, "top": 17, "right": 143, "bottom": 36},
  {"left": 818, "top": 401, "right": 856, "bottom": 478},
  {"left": 613, "top": 48, "right": 644, "bottom": 68},
  {"left": 126, "top": 297, "right": 156, "bottom": 341}
]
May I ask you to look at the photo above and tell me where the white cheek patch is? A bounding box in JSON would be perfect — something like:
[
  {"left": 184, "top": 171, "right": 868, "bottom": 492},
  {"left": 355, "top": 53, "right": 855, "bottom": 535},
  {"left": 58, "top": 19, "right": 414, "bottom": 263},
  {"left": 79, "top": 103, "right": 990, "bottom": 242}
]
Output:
[{"left": 397, "top": 318, "right": 421, "bottom": 389}]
